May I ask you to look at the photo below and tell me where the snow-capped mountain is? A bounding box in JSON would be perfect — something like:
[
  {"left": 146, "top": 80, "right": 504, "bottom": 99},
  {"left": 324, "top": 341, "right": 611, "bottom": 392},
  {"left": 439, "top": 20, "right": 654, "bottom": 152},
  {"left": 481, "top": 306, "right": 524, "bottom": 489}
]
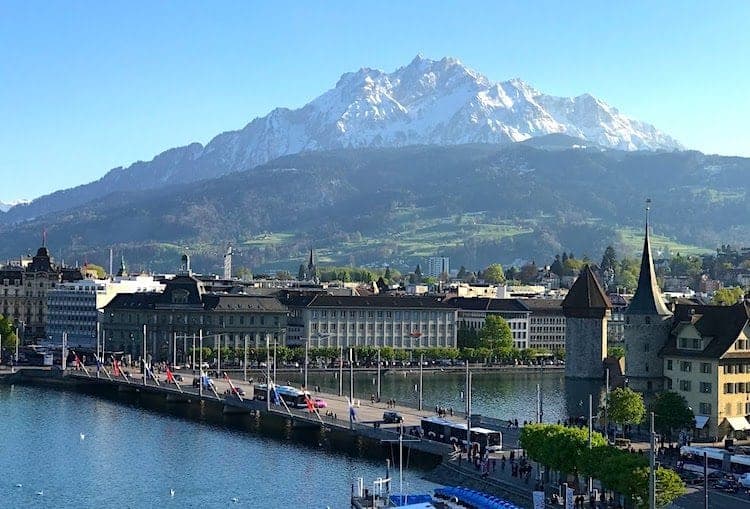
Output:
[
  {"left": 0, "top": 199, "right": 29, "bottom": 212},
  {"left": 1, "top": 55, "right": 680, "bottom": 224},
  {"left": 204, "top": 55, "right": 680, "bottom": 173}
]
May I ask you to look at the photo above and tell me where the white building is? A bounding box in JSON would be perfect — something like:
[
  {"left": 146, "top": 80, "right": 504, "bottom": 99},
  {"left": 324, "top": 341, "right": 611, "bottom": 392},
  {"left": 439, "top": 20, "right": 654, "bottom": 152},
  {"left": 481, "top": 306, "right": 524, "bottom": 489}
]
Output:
[
  {"left": 427, "top": 257, "right": 450, "bottom": 279},
  {"left": 450, "top": 297, "right": 531, "bottom": 350},
  {"left": 282, "top": 294, "right": 458, "bottom": 349},
  {"left": 46, "top": 275, "right": 165, "bottom": 347}
]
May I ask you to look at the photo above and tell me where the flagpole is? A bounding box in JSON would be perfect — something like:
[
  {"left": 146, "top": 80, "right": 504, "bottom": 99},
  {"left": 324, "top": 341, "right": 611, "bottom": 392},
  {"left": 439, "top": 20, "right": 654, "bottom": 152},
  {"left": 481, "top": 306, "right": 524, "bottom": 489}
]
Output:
[
  {"left": 243, "top": 334, "right": 248, "bottom": 382},
  {"left": 266, "top": 334, "right": 270, "bottom": 412},
  {"left": 172, "top": 332, "right": 177, "bottom": 368},
  {"left": 96, "top": 321, "right": 101, "bottom": 364},
  {"left": 142, "top": 324, "right": 147, "bottom": 386},
  {"left": 192, "top": 333, "right": 196, "bottom": 371},
  {"left": 199, "top": 329, "right": 203, "bottom": 398}
]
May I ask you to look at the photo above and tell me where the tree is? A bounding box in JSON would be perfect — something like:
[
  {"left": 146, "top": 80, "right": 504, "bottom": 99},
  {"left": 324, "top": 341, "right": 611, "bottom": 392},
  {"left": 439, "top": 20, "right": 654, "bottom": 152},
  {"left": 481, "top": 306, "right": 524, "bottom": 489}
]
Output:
[
  {"left": 651, "top": 391, "right": 694, "bottom": 440},
  {"left": 0, "top": 315, "right": 18, "bottom": 350},
  {"left": 457, "top": 266, "right": 467, "bottom": 280},
  {"left": 276, "top": 270, "right": 293, "bottom": 280},
  {"left": 414, "top": 264, "right": 423, "bottom": 282},
  {"left": 607, "top": 345, "right": 625, "bottom": 359},
  {"left": 608, "top": 387, "right": 645, "bottom": 436},
  {"left": 236, "top": 267, "right": 253, "bottom": 280},
  {"left": 550, "top": 255, "right": 564, "bottom": 277},
  {"left": 601, "top": 246, "right": 617, "bottom": 272},
  {"left": 383, "top": 266, "right": 392, "bottom": 281},
  {"left": 297, "top": 264, "right": 306, "bottom": 280},
  {"left": 712, "top": 287, "right": 744, "bottom": 305},
  {"left": 483, "top": 263, "right": 505, "bottom": 284},
  {"left": 478, "top": 315, "right": 512, "bottom": 352},
  {"left": 457, "top": 323, "right": 479, "bottom": 349},
  {"left": 84, "top": 263, "right": 106, "bottom": 278}
]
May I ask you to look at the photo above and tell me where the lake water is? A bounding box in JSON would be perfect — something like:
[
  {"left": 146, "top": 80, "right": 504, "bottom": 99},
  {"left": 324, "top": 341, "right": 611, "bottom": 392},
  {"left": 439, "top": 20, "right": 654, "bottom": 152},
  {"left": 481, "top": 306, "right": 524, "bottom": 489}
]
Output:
[
  {"left": 0, "top": 384, "right": 437, "bottom": 509},
  {"left": 0, "top": 371, "right": 603, "bottom": 508},
  {"left": 282, "top": 368, "right": 603, "bottom": 424}
]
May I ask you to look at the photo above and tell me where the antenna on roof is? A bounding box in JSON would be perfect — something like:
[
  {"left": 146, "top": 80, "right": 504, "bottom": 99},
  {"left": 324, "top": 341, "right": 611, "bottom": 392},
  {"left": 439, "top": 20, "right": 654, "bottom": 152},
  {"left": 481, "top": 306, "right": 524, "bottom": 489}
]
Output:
[{"left": 645, "top": 198, "right": 652, "bottom": 229}]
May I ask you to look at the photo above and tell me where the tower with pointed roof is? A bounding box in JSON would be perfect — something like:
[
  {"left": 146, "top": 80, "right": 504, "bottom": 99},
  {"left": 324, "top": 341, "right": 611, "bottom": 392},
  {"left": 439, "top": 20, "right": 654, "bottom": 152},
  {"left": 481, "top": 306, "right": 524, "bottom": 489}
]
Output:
[
  {"left": 306, "top": 248, "right": 318, "bottom": 283},
  {"left": 624, "top": 200, "right": 673, "bottom": 393},
  {"left": 562, "top": 264, "right": 612, "bottom": 379}
]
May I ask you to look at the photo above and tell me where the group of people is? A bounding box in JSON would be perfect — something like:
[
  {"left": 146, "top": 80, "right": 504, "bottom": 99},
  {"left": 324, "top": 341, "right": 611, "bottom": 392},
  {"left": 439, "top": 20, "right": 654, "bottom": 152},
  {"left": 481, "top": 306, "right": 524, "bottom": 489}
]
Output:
[
  {"left": 434, "top": 405, "right": 453, "bottom": 417},
  {"left": 385, "top": 399, "right": 397, "bottom": 408}
]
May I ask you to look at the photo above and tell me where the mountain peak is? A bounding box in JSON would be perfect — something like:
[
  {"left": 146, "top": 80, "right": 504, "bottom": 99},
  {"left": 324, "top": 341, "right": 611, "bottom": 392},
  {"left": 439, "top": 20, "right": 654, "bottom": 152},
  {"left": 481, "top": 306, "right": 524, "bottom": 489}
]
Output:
[{"left": 2, "top": 55, "right": 683, "bottom": 225}]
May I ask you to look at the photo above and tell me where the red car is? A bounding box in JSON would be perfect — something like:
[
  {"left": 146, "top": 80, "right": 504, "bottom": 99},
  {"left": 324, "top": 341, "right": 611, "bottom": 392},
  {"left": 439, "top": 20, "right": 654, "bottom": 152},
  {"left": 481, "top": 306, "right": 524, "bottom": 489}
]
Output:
[{"left": 314, "top": 397, "right": 327, "bottom": 408}]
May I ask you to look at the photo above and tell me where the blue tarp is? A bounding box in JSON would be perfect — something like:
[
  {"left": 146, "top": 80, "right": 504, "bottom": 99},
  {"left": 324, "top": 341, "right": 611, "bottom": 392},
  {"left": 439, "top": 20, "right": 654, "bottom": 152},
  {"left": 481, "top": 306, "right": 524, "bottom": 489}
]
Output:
[{"left": 389, "top": 493, "right": 433, "bottom": 506}]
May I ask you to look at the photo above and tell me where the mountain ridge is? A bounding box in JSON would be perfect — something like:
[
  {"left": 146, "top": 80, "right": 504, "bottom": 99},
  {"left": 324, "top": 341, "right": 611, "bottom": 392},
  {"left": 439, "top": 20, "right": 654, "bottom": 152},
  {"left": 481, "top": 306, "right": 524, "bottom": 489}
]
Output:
[
  {"left": 3, "top": 55, "right": 680, "bottom": 225},
  {"left": 1, "top": 144, "right": 746, "bottom": 274}
]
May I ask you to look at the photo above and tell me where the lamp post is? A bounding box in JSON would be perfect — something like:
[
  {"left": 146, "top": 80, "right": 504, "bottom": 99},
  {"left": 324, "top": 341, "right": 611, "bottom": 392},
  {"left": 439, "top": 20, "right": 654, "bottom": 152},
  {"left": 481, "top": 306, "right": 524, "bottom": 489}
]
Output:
[
  {"left": 649, "top": 411, "right": 656, "bottom": 509},
  {"left": 377, "top": 347, "right": 381, "bottom": 400},
  {"left": 243, "top": 333, "right": 248, "bottom": 382},
  {"left": 199, "top": 329, "right": 203, "bottom": 397},
  {"left": 418, "top": 352, "right": 423, "bottom": 411},
  {"left": 588, "top": 393, "right": 593, "bottom": 495},
  {"left": 339, "top": 345, "right": 343, "bottom": 397}
]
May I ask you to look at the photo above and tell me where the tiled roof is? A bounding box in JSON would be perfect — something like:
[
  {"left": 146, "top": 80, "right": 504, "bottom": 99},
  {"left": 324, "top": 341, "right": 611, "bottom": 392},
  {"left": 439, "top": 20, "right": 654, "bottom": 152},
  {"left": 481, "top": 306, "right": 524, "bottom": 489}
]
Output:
[
  {"left": 562, "top": 265, "right": 611, "bottom": 310},
  {"left": 304, "top": 294, "right": 455, "bottom": 309},
  {"left": 659, "top": 302, "right": 750, "bottom": 359},
  {"left": 447, "top": 297, "right": 530, "bottom": 312}
]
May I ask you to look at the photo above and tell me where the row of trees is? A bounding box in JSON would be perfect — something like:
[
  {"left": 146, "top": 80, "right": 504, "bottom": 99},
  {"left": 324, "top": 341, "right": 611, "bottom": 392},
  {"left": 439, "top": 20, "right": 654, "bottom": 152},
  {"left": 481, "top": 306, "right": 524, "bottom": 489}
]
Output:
[
  {"left": 520, "top": 424, "right": 685, "bottom": 508},
  {"left": 607, "top": 388, "right": 696, "bottom": 441},
  {"left": 187, "top": 343, "right": 560, "bottom": 366}
]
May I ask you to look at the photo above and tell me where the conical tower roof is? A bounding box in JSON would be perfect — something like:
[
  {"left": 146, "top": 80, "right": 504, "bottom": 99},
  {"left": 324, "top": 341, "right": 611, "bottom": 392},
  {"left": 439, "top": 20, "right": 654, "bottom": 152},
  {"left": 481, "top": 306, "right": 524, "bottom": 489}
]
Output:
[
  {"left": 627, "top": 202, "right": 671, "bottom": 316},
  {"left": 562, "top": 265, "right": 612, "bottom": 318}
]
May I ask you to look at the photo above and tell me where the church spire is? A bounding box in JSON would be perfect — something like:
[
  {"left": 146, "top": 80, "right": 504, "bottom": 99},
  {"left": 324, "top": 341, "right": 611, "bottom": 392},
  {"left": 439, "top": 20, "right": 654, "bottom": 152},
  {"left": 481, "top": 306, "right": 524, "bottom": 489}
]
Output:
[{"left": 627, "top": 199, "right": 671, "bottom": 316}]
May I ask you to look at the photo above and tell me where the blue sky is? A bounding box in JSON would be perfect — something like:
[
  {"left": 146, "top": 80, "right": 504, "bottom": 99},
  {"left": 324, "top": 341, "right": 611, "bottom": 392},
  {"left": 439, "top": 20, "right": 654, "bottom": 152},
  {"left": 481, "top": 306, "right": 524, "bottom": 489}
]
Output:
[{"left": 1, "top": 1, "right": 748, "bottom": 202}]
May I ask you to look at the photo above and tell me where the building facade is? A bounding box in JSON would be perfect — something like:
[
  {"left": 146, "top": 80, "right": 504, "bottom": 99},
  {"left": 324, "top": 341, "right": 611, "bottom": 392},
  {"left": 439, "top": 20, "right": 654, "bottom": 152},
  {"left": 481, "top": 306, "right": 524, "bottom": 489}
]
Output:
[
  {"left": 284, "top": 294, "right": 458, "bottom": 349},
  {"left": 46, "top": 275, "right": 165, "bottom": 347},
  {"left": 523, "top": 298, "right": 566, "bottom": 351},
  {"left": 0, "top": 245, "right": 82, "bottom": 341},
  {"left": 661, "top": 302, "right": 750, "bottom": 441},
  {"left": 102, "top": 273, "right": 287, "bottom": 361},
  {"left": 427, "top": 257, "right": 450, "bottom": 279},
  {"left": 452, "top": 297, "right": 530, "bottom": 350}
]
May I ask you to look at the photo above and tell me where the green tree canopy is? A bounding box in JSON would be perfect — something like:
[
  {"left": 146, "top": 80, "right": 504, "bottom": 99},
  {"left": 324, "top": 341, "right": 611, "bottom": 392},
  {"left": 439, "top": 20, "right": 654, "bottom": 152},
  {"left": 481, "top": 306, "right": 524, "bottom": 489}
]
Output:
[
  {"left": 607, "top": 345, "right": 625, "bottom": 359},
  {"left": 0, "top": 315, "right": 18, "bottom": 349},
  {"left": 651, "top": 391, "right": 695, "bottom": 439},
  {"left": 478, "top": 315, "right": 513, "bottom": 351},
  {"left": 483, "top": 263, "right": 505, "bottom": 284},
  {"left": 712, "top": 287, "right": 745, "bottom": 305},
  {"left": 608, "top": 387, "right": 645, "bottom": 433}
]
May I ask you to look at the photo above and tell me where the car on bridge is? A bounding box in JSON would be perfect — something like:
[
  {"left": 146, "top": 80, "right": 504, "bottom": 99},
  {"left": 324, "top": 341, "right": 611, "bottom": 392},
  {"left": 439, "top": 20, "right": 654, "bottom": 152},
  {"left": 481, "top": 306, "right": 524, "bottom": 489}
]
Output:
[{"left": 383, "top": 411, "right": 403, "bottom": 424}]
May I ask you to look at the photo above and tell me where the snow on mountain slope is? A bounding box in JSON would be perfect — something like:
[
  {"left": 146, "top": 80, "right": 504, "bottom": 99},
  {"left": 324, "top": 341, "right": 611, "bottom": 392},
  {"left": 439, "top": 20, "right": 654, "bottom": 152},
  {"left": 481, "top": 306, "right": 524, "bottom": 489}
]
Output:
[
  {"left": 198, "top": 54, "right": 679, "bottom": 173},
  {"left": 2, "top": 55, "right": 681, "bottom": 224}
]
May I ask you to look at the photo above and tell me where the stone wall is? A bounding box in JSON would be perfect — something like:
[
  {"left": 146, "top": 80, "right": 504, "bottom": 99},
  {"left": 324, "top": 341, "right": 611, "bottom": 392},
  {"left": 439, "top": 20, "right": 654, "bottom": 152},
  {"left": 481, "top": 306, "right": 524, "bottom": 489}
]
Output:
[
  {"left": 624, "top": 315, "right": 671, "bottom": 393},
  {"left": 565, "top": 317, "right": 607, "bottom": 379}
]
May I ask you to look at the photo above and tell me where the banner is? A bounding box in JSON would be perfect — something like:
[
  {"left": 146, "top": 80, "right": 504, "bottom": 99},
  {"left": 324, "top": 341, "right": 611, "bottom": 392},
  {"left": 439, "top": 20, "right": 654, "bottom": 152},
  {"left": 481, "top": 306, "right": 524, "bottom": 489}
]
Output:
[
  {"left": 532, "top": 491, "right": 545, "bottom": 509},
  {"left": 565, "top": 487, "right": 574, "bottom": 509}
]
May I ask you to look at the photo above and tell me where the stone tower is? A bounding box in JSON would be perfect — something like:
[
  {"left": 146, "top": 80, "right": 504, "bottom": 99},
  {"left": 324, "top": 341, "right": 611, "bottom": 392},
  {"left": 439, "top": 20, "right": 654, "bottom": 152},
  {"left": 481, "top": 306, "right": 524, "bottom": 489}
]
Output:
[
  {"left": 562, "top": 265, "right": 612, "bottom": 380},
  {"left": 624, "top": 202, "right": 672, "bottom": 393}
]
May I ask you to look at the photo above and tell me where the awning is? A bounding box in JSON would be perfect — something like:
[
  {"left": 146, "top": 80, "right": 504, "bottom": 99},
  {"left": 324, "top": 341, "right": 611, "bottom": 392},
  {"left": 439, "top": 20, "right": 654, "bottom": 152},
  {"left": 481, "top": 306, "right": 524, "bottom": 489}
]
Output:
[
  {"left": 694, "top": 415, "right": 710, "bottom": 429},
  {"left": 724, "top": 417, "right": 750, "bottom": 431}
]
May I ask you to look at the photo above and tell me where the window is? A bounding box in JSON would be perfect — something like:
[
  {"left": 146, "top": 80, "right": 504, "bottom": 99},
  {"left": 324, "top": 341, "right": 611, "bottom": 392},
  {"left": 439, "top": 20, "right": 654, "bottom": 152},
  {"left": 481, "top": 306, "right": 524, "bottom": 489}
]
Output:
[
  {"left": 700, "top": 363, "right": 711, "bottom": 374},
  {"left": 644, "top": 343, "right": 650, "bottom": 352},
  {"left": 700, "top": 382, "right": 711, "bottom": 393},
  {"left": 725, "top": 383, "right": 734, "bottom": 394},
  {"left": 666, "top": 359, "right": 673, "bottom": 371},
  {"left": 666, "top": 378, "right": 673, "bottom": 389},
  {"left": 680, "top": 361, "right": 692, "bottom": 372},
  {"left": 680, "top": 338, "right": 688, "bottom": 348},
  {"left": 700, "top": 403, "right": 712, "bottom": 415},
  {"left": 679, "top": 380, "right": 692, "bottom": 392},
  {"left": 693, "top": 338, "right": 701, "bottom": 349}
]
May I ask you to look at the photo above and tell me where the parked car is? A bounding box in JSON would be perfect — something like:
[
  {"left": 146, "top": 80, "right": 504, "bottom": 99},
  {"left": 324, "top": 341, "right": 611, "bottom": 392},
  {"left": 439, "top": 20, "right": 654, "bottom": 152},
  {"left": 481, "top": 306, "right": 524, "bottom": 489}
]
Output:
[
  {"left": 383, "top": 411, "right": 403, "bottom": 424},
  {"left": 739, "top": 472, "right": 750, "bottom": 489},
  {"left": 224, "top": 387, "right": 246, "bottom": 397},
  {"left": 713, "top": 478, "right": 740, "bottom": 493},
  {"left": 313, "top": 397, "right": 327, "bottom": 408},
  {"left": 678, "top": 471, "right": 704, "bottom": 486}
]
